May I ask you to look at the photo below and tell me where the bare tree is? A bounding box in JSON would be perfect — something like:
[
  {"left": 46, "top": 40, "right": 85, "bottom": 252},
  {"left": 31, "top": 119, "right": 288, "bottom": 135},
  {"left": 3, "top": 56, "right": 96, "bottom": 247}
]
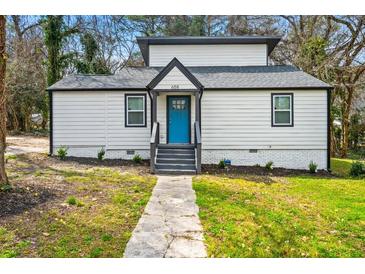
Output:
[{"left": 0, "top": 15, "right": 8, "bottom": 187}]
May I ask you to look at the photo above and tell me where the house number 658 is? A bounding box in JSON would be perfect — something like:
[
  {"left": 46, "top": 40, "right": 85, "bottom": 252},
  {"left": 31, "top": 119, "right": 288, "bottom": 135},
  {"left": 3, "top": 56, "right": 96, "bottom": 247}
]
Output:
[{"left": 171, "top": 84, "right": 179, "bottom": 89}]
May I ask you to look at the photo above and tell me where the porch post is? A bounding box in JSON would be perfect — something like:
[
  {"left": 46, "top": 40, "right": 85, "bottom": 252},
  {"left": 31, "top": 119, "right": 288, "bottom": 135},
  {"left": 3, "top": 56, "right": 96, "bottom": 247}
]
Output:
[
  {"left": 152, "top": 92, "right": 157, "bottom": 123},
  {"left": 195, "top": 92, "right": 200, "bottom": 124}
]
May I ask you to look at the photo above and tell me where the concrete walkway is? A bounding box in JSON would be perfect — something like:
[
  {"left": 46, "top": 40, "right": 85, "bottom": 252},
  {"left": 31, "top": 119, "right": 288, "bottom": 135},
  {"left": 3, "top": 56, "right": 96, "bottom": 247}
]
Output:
[{"left": 124, "top": 175, "right": 207, "bottom": 258}]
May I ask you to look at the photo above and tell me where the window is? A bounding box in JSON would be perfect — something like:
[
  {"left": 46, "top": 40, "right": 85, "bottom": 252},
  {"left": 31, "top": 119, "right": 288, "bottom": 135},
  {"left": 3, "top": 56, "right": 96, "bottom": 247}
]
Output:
[
  {"left": 272, "top": 93, "right": 293, "bottom": 127},
  {"left": 172, "top": 99, "right": 186, "bottom": 110},
  {"left": 125, "top": 94, "right": 146, "bottom": 127}
]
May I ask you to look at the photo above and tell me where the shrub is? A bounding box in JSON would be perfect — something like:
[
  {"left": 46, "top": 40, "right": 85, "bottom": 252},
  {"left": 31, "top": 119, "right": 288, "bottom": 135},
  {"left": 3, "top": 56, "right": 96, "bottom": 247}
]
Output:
[
  {"left": 265, "top": 161, "right": 274, "bottom": 170},
  {"left": 349, "top": 161, "right": 364, "bottom": 177},
  {"left": 97, "top": 147, "right": 105, "bottom": 161},
  {"left": 57, "top": 146, "right": 68, "bottom": 160},
  {"left": 132, "top": 154, "right": 143, "bottom": 164},
  {"left": 218, "top": 159, "right": 226, "bottom": 169},
  {"left": 66, "top": 196, "right": 84, "bottom": 207},
  {"left": 67, "top": 196, "right": 77, "bottom": 205},
  {"left": 308, "top": 161, "right": 318, "bottom": 173}
]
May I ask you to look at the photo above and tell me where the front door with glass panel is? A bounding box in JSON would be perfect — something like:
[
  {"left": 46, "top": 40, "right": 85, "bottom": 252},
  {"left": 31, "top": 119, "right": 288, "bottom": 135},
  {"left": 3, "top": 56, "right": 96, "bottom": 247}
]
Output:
[{"left": 167, "top": 96, "right": 190, "bottom": 144}]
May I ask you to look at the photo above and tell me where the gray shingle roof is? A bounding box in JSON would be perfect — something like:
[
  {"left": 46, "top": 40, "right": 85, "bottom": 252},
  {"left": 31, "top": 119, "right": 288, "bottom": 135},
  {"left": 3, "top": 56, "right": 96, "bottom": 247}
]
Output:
[{"left": 47, "top": 65, "right": 331, "bottom": 91}]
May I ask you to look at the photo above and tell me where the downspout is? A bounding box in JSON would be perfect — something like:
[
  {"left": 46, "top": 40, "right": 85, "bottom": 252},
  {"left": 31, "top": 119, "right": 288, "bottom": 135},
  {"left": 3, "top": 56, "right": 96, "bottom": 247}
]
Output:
[
  {"left": 48, "top": 89, "right": 53, "bottom": 156},
  {"left": 147, "top": 88, "right": 152, "bottom": 133},
  {"left": 199, "top": 87, "right": 204, "bottom": 132}
]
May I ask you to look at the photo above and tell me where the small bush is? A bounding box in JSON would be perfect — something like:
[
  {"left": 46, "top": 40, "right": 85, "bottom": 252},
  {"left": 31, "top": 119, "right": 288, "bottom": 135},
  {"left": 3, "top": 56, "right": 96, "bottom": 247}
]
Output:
[
  {"left": 101, "top": 234, "right": 113, "bottom": 242},
  {"left": 254, "top": 164, "right": 261, "bottom": 167},
  {"left": 66, "top": 196, "right": 84, "bottom": 207},
  {"left": 132, "top": 154, "right": 143, "bottom": 164},
  {"left": 308, "top": 161, "right": 318, "bottom": 173},
  {"left": 57, "top": 146, "right": 68, "bottom": 160},
  {"left": 97, "top": 147, "right": 105, "bottom": 161},
  {"left": 349, "top": 161, "right": 364, "bottom": 177},
  {"left": 218, "top": 159, "right": 226, "bottom": 169},
  {"left": 265, "top": 161, "right": 274, "bottom": 170},
  {"left": 67, "top": 196, "right": 77, "bottom": 205},
  {"left": 0, "top": 183, "right": 12, "bottom": 192}
]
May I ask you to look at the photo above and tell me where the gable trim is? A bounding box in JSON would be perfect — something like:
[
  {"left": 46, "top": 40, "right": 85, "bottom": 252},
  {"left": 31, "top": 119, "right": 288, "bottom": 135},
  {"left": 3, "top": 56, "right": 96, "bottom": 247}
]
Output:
[{"left": 146, "top": 57, "right": 204, "bottom": 91}]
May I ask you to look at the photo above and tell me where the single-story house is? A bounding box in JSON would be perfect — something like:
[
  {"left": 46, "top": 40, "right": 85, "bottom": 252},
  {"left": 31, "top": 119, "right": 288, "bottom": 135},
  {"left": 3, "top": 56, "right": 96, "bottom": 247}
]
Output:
[{"left": 47, "top": 36, "right": 332, "bottom": 174}]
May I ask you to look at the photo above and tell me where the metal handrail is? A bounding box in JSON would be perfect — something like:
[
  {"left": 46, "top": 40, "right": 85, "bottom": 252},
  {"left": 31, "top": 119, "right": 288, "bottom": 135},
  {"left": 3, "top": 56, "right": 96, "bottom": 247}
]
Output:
[
  {"left": 194, "top": 121, "right": 201, "bottom": 173},
  {"left": 150, "top": 122, "right": 159, "bottom": 144},
  {"left": 195, "top": 121, "right": 201, "bottom": 145},
  {"left": 150, "top": 122, "right": 159, "bottom": 173}
]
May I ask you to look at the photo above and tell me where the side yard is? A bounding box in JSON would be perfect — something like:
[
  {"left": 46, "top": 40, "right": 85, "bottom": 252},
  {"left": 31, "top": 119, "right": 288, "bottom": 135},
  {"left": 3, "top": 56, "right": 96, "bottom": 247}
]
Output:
[
  {"left": 0, "top": 153, "right": 156, "bottom": 257},
  {"left": 193, "top": 159, "right": 365, "bottom": 258}
]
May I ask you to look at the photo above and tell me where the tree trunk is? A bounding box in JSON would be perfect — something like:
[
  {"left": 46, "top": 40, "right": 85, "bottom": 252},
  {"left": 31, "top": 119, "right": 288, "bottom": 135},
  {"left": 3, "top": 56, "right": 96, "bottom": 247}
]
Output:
[
  {"left": 340, "top": 85, "right": 354, "bottom": 158},
  {"left": 0, "top": 15, "right": 8, "bottom": 186}
]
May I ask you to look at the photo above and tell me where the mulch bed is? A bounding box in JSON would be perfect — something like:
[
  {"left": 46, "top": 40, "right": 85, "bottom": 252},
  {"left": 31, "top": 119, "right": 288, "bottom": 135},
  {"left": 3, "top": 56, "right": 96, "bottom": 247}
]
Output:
[
  {"left": 201, "top": 164, "right": 335, "bottom": 178},
  {"left": 61, "top": 156, "right": 150, "bottom": 168}
]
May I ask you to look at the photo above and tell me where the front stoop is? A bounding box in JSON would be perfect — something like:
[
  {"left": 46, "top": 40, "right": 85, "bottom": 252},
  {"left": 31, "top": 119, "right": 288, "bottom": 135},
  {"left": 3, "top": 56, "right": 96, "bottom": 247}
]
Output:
[
  {"left": 123, "top": 175, "right": 207, "bottom": 258},
  {"left": 154, "top": 145, "right": 197, "bottom": 175}
]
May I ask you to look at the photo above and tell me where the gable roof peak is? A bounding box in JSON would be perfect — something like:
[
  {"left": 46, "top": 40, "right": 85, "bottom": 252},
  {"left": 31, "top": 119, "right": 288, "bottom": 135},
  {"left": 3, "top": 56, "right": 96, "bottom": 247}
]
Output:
[{"left": 146, "top": 58, "right": 203, "bottom": 91}]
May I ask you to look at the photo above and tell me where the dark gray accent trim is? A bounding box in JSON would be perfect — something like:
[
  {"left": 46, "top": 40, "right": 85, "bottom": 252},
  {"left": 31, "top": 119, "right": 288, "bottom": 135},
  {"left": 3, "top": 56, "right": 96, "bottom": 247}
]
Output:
[
  {"left": 47, "top": 87, "right": 147, "bottom": 92},
  {"left": 147, "top": 58, "right": 204, "bottom": 91},
  {"left": 166, "top": 95, "right": 191, "bottom": 144},
  {"left": 124, "top": 93, "right": 147, "bottom": 128},
  {"left": 327, "top": 88, "right": 332, "bottom": 171},
  {"left": 48, "top": 90, "right": 53, "bottom": 155},
  {"left": 152, "top": 88, "right": 200, "bottom": 93},
  {"left": 136, "top": 36, "right": 282, "bottom": 65},
  {"left": 271, "top": 93, "right": 294, "bottom": 127},
  {"left": 147, "top": 89, "right": 153, "bottom": 132}
]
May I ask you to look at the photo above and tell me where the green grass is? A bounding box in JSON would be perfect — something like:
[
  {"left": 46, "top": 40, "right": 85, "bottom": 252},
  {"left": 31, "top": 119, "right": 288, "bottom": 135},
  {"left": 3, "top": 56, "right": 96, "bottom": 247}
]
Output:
[
  {"left": 1, "top": 155, "right": 156, "bottom": 258},
  {"left": 193, "top": 174, "right": 365, "bottom": 258},
  {"left": 331, "top": 158, "right": 365, "bottom": 177}
]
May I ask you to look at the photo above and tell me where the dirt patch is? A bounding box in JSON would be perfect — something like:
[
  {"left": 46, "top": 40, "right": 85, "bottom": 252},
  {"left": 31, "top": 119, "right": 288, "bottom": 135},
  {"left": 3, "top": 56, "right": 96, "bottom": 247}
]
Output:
[
  {"left": 0, "top": 153, "right": 150, "bottom": 224},
  {"left": 0, "top": 185, "right": 56, "bottom": 218},
  {"left": 6, "top": 135, "right": 49, "bottom": 148},
  {"left": 6, "top": 135, "right": 49, "bottom": 155}
]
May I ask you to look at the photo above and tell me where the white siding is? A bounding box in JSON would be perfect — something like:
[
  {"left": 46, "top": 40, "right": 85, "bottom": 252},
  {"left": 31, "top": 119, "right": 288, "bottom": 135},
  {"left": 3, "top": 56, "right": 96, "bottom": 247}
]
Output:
[
  {"left": 149, "top": 44, "right": 267, "bottom": 66},
  {"left": 201, "top": 90, "right": 327, "bottom": 150},
  {"left": 53, "top": 91, "right": 150, "bottom": 158},
  {"left": 154, "top": 67, "right": 196, "bottom": 90},
  {"left": 157, "top": 92, "right": 195, "bottom": 144}
]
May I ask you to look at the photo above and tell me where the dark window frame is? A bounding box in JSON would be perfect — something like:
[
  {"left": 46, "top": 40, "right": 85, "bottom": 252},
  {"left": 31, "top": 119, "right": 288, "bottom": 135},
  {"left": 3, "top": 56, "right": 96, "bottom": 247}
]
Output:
[
  {"left": 271, "top": 93, "right": 294, "bottom": 127},
  {"left": 124, "top": 93, "right": 147, "bottom": 128}
]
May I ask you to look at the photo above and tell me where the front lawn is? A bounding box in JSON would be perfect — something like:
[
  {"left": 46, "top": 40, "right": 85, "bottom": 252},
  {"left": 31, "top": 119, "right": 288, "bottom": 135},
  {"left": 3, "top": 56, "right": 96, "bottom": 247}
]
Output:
[
  {"left": 0, "top": 153, "right": 156, "bottom": 257},
  {"left": 331, "top": 158, "right": 364, "bottom": 177},
  {"left": 193, "top": 172, "right": 365, "bottom": 257}
]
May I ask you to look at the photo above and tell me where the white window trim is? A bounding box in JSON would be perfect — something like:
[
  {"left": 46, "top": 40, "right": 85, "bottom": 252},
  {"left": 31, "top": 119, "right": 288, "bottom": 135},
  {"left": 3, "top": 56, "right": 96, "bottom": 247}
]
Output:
[
  {"left": 272, "top": 94, "right": 293, "bottom": 126},
  {"left": 126, "top": 95, "right": 146, "bottom": 127}
]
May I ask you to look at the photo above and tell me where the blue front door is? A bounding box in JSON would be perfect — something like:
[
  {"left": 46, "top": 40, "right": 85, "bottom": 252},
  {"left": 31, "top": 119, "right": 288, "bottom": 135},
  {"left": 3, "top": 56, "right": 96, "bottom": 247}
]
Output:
[{"left": 168, "top": 96, "right": 190, "bottom": 144}]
